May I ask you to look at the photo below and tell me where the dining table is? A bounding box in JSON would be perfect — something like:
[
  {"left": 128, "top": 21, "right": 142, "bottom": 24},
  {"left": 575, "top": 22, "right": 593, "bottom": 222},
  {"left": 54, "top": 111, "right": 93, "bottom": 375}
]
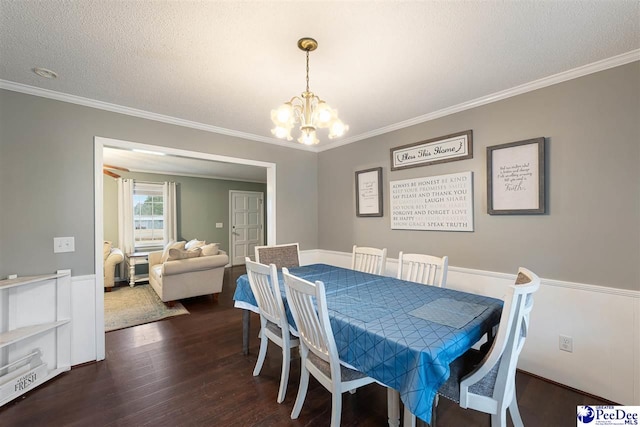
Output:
[{"left": 233, "top": 263, "right": 503, "bottom": 426}]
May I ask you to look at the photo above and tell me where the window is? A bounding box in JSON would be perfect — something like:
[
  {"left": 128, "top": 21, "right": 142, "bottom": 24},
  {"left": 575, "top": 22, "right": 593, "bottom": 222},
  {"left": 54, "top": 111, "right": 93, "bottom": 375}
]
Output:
[{"left": 133, "top": 182, "right": 164, "bottom": 248}]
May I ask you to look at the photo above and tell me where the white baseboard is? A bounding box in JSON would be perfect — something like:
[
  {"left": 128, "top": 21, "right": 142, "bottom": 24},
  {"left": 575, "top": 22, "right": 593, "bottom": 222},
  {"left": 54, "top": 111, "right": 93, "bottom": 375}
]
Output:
[{"left": 300, "top": 249, "right": 640, "bottom": 405}]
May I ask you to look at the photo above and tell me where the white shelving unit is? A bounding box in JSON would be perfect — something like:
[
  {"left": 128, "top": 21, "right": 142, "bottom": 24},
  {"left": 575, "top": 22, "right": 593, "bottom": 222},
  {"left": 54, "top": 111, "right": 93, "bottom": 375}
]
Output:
[{"left": 0, "top": 271, "right": 71, "bottom": 406}]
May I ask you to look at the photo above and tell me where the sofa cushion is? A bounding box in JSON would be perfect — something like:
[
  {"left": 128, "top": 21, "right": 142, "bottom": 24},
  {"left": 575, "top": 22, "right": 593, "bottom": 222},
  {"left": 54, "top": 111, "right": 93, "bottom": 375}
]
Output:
[
  {"left": 185, "top": 239, "right": 206, "bottom": 250},
  {"left": 162, "top": 241, "right": 186, "bottom": 263},
  {"left": 150, "top": 264, "right": 163, "bottom": 280},
  {"left": 200, "top": 243, "right": 220, "bottom": 256},
  {"left": 168, "top": 247, "right": 201, "bottom": 261},
  {"left": 103, "top": 241, "right": 112, "bottom": 261}
]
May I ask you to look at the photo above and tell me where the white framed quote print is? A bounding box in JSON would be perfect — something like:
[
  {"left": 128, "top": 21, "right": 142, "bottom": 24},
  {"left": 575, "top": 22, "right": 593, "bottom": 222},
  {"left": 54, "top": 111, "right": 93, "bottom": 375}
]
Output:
[
  {"left": 356, "top": 167, "right": 383, "bottom": 217},
  {"left": 487, "top": 137, "right": 545, "bottom": 215},
  {"left": 390, "top": 171, "right": 474, "bottom": 231}
]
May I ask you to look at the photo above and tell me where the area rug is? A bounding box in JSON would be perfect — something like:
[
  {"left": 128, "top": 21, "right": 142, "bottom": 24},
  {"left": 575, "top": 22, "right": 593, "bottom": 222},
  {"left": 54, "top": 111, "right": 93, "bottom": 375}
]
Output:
[{"left": 104, "top": 284, "right": 189, "bottom": 332}]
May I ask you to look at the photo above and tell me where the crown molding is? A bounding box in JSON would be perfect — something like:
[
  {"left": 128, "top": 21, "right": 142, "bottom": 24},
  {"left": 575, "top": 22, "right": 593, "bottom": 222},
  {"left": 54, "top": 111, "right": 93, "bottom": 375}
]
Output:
[
  {"left": 2, "top": 49, "right": 638, "bottom": 154},
  {"left": 317, "top": 49, "right": 640, "bottom": 152},
  {"left": 0, "top": 80, "right": 316, "bottom": 152}
]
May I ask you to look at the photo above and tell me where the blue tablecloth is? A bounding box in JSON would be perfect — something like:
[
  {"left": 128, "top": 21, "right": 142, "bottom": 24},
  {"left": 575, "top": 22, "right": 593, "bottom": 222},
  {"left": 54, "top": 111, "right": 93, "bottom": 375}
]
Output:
[{"left": 233, "top": 264, "right": 502, "bottom": 424}]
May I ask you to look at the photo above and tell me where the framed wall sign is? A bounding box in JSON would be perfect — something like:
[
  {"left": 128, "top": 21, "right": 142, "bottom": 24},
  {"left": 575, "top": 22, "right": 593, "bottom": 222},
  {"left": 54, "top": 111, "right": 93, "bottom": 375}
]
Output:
[
  {"left": 487, "top": 137, "right": 545, "bottom": 215},
  {"left": 390, "top": 171, "right": 474, "bottom": 231},
  {"left": 356, "top": 167, "right": 383, "bottom": 217},
  {"left": 390, "top": 130, "right": 473, "bottom": 171}
]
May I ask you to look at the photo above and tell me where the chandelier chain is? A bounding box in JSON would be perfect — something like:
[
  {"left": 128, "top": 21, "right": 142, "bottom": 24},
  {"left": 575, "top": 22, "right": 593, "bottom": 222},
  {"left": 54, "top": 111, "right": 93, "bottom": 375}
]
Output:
[{"left": 305, "top": 49, "right": 310, "bottom": 93}]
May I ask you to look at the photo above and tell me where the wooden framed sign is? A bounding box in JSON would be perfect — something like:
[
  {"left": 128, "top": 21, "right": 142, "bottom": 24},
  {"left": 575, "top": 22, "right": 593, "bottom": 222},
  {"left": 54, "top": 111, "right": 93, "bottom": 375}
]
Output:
[
  {"left": 487, "top": 137, "right": 545, "bottom": 215},
  {"left": 390, "top": 130, "right": 473, "bottom": 171},
  {"left": 356, "top": 167, "right": 383, "bottom": 217}
]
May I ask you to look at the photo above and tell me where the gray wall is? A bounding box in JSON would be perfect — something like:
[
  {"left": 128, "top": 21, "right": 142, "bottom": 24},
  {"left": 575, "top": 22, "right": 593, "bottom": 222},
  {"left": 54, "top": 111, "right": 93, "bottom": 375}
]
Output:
[
  {"left": 318, "top": 62, "right": 640, "bottom": 290},
  {"left": 103, "top": 170, "right": 267, "bottom": 252},
  {"left": 0, "top": 89, "right": 317, "bottom": 277},
  {"left": 1, "top": 63, "right": 638, "bottom": 290}
]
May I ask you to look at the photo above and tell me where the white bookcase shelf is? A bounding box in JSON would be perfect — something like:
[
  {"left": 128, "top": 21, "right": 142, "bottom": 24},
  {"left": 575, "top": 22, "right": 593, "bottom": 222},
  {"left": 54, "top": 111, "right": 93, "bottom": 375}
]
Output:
[
  {"left": 0, "top": 270, "right": 71, "bottom": 407},
  {"left": 0, "top": 320, "right": 71, "bottom": 349}
]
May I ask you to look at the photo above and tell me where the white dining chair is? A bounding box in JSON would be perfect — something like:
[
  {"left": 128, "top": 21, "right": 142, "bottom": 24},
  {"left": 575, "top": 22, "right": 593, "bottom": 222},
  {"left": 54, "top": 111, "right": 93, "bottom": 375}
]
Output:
[
  {"left": 351, "top": 245, "right": 387, "bottom": 275},
  {"left": 254, "top": 243, "right": 300, "bottom": 269},
  {"left": 245, "top": 258, "right": 300, "bottom": 403},
  {"left": 397, "top": 252, "right": 448, "bottom": 287},
  {"left": 405, "top": 267, "right": 541, "bottom": 427},
  {"left": 283, "top": 267, "right": 378, "bottom": 427}
]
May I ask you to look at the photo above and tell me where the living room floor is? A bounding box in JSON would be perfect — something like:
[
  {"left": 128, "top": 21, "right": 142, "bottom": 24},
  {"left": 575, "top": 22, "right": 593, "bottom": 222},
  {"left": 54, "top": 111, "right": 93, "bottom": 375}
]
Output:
[{"left": 0, "top": 266, "right": 610, "bottom": 426}]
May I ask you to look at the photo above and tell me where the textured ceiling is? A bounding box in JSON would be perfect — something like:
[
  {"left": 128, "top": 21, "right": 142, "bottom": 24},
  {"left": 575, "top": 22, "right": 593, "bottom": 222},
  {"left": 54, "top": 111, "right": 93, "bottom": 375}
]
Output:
[{"left": 1, "top": 1, "right": 639, "bottom": 153}]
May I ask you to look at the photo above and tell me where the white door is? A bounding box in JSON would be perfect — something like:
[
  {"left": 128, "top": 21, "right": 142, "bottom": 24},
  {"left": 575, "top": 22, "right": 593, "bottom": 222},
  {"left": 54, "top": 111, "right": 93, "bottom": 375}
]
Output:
[{"left": 230, "top": 191, "right": 264, "bottom": 265}]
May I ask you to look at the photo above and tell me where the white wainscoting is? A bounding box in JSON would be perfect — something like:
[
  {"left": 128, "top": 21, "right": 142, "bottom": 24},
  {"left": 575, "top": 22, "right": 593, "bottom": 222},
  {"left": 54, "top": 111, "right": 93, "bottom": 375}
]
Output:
[
  {"left": 70, "top": 252, "right": 638, "bottom": 405},
  {"left": 300, "top": 249, "right": 640, "bottom": 406}
]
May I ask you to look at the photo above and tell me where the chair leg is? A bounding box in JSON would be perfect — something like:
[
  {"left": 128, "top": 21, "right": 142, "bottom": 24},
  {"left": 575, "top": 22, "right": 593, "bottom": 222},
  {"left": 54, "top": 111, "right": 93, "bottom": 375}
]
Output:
[
  {"left": 431, "top": 394, "right": 439, "bottom": 427},
  {"left": 277, "top": 346, "right": 291, "bottom": 403},
  {"left": 404, "top": 394, "right": 438, "bottom": 427},
  {"left": 330, "top": 387, "right": 342, "bottom": 427},
  {"left": 403, "top": 407, "right": 417, "bottom": 427},
  {"left": 509, "top": 395, "right": 524, "bottom": 427},
  {"left": 491, "top": 410, "right": 507, "bottom": 427},
  {"left": 291, "top": 363, "right": 309, "bottom": 419},
  {"left": 253, "top": 332, "right": 268, "bottom": 376}
]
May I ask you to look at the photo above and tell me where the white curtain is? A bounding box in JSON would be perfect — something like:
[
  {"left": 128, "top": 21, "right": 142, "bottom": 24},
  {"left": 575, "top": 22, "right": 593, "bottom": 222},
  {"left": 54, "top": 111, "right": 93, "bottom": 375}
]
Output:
[
  {"left": 163, "top": 181, "right": 177, "bottom": 244},
  {"left": 117, "top": 178, "right": 135, "bottom": 267}
]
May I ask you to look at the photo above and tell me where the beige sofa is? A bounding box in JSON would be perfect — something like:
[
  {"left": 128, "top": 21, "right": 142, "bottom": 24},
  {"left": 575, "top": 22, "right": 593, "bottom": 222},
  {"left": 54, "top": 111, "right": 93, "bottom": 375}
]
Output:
[
  {"left": 148, "top": 244, "right": 229, "bottom": 304},
  {"left": 104, "top": 241, "right": 124, "bottom": 290}
]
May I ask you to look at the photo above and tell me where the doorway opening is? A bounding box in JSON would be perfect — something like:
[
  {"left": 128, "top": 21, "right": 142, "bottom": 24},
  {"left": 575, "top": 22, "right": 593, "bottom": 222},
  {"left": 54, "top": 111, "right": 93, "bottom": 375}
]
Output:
[{"left": 94, "top": 136, "right": 276, "bottom": 360}]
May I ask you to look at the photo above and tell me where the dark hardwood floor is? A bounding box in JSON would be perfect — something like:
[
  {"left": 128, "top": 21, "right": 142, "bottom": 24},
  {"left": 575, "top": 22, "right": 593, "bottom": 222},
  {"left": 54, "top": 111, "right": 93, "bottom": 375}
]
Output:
[{"left": 1, "top": 266, "right": 610, "bottom": 426}]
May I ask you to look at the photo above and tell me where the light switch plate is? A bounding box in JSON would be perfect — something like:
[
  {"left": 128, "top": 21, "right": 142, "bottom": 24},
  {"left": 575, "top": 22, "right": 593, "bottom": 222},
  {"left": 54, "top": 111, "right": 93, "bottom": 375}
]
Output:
[
  {"left": 216, "top": 223, "right": 223, "bottom": 228},
  {"left": 54, "top": 236, "right": 75, "bottom": 253}
]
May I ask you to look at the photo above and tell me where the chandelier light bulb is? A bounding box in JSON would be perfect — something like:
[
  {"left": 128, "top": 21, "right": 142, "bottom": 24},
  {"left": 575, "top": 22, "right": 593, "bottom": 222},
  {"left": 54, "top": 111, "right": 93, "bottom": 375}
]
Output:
[
  {"left": 272, "top": 126, "right": 292, "bottom": 140},
  {"left": 329, "top": 119, "right": 349, "bottom": 139},
  {"left": 271, "top": 38, "right": 347, "bottom": 146},
  {"left": 314, "top": 102, "right": 335, "bottom": 128},
  {"left": 276, "top": 104, "right": 293, "bottom": 123},
  {"left": 298, "top": 129, "right": 320, "bottom": 145}
]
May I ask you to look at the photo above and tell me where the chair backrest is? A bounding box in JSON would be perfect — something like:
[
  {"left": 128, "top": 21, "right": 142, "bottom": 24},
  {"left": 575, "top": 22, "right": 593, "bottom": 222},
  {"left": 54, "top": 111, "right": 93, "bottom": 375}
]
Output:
[
  {"left": 351, "top": 245, "right": 387, "bottom": 275},
  {"left": 245, "top": 258, "right": 287, "bottom": 330},
  {"left": 397, "top": 252, "right": 448, "bottom": 287},
  {"left": 460, "top": 267, "right": 540, "bottom": 408},
  {"left": 255, "top": 243, "right": 300, "bottom": 269},
  {"left": 282, "top": 268, "right": 340, "bottom": 372}
]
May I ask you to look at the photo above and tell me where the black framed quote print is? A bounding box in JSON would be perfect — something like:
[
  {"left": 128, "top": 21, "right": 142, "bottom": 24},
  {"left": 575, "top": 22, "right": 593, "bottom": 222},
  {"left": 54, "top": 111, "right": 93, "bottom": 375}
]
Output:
[
  {"left": 355, "top": 167, "right": 383, "bottom": 217},
  {"left": 487, "top": 137, "right": 546, "bottom": 215}
]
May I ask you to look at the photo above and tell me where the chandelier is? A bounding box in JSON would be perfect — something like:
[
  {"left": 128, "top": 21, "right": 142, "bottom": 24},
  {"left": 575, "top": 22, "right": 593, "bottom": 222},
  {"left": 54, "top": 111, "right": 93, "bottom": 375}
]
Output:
[{"left": 271, "top": 38, "right": 348, "bottom": 145}]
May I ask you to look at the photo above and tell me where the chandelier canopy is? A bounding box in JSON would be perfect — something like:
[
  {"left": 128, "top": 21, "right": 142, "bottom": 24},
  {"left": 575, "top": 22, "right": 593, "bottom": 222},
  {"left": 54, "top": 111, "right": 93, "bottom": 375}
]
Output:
[{"left": 271, "top": 38, "right": 348, "bottom": 146}]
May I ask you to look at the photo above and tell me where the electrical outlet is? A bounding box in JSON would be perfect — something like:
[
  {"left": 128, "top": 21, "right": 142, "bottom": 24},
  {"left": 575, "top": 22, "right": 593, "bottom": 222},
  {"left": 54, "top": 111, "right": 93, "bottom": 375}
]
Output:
[
  {"left": 559, "top": 335, "right": 573, "bottom": 353},
  {"left": 54, "top": 236, "right": 75, "bottom": 253}
]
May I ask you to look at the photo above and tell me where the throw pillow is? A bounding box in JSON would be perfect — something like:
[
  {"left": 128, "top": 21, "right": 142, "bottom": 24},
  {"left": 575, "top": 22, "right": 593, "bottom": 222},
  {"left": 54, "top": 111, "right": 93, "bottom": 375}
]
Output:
[
  {"left": 185, "top": 239, "right": 206, "bottom": 250},
  {"left": 103, "top": 241, "right": 112, "bottom": 261},
  {"left": 200, "top": 243, "right": 220, "bottom": 256},
  {"left": 168, "top": 247, "right": 201, "bottom": 261},
  {"left": 161, "top": 241, "right": 186, "bottom": 263}
]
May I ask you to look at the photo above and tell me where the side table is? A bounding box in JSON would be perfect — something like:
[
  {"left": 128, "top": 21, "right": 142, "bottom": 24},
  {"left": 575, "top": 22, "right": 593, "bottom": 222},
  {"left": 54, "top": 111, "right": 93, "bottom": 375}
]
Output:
[{"left": 125, "top": 252, "right": 149, "bottom": 286}]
